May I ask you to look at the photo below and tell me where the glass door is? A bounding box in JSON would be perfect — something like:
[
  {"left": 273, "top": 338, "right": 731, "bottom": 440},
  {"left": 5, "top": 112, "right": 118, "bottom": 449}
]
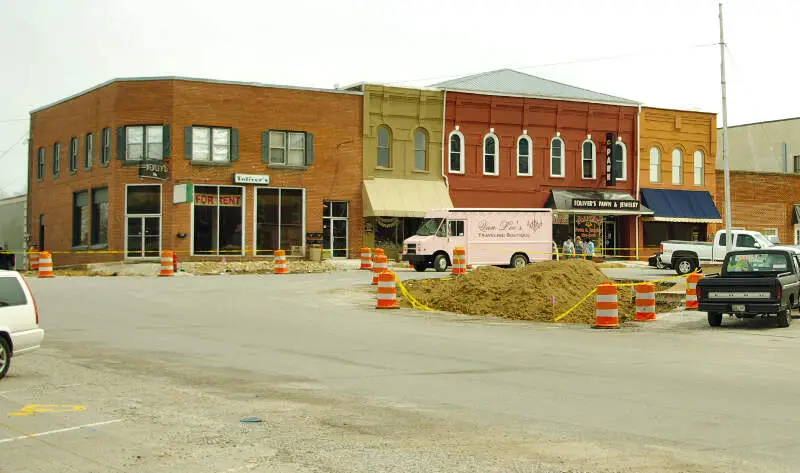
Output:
[
  {"left": 323, "top": 201, "right": 349, "bottom": 258},
  {"left": 604, "top": 220, "right": 617, "bottom": 257},
  {"left": 126, "top": 216, "right": 161, "bottom": 258}
]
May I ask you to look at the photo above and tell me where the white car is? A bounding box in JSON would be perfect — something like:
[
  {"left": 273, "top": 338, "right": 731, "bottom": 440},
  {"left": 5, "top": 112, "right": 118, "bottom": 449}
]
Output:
[{"left": 0, "top": 271, "right": 44, "bottom": 379}]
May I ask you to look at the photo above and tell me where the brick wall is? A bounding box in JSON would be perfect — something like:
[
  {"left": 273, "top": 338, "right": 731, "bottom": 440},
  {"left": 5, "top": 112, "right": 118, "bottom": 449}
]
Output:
[
  {"left": 28, "top": 78, "right": 364, "bottom": 266},
  {"left": 711, "top": 170, "right": 800, "bottom": 244}
]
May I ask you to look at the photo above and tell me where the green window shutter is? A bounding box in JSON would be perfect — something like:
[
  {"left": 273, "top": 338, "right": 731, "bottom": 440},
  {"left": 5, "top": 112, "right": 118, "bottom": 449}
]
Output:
[
  {"left": 184, "top": 127, "right": 193, "bottom": 160},
  {"left": 230, "top": 129, "right": 239, "bottom": 161},
  {"left": 261, "top": 131, "right": 270, "bottom": 163},
  {"left": 305, "top": 132, "right": 314, "bottom": 166},
  {"left": 162, "top": 125, "right": 171, "bottom": 158},
  {"left": 116, "top": 127, "right": 126, "bottom": 160}
]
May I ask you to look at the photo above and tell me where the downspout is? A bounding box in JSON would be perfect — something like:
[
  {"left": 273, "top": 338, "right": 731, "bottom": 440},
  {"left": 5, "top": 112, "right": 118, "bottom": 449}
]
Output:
[
  {"left": 25, "top": 115, "right": 33, "bottom": 269},
  {"left": 441, "top": 89, "right": 449, "bottom": 193},
  {"left": 635, "top": 104, "right": 642, "bottom": 262}
]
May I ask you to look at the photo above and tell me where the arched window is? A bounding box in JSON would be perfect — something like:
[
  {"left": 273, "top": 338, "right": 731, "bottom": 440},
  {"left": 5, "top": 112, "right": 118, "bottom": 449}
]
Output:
[
  {"left": 649, "top": 147, "right": 661, "bottom": 183},
  {"left": 613, "top": 141, "right": 627, "bottom": 181},
  {"left": 414, "top": 128, "right": 428, "bottom": 171},
  {"left": 517, "top": 135, "right": 532, "bottom": 176},
  {"left": 581, "top": 139, "right": 596, "bottom": 179},
  {"left": 693, "top": 150, "right": 704, "bottom": 185},
  {"left": 550, "top": 137, "right": 564, "bottom": 177},
  {"left": 483, "top": 134, "right": 499, "bottom": 175},
  {"left": 448, "top": 130, "right": 465, "bottom": 174},
  {"left": 672, "top": 148, "right": 683, "bottom": 185},
  {"left": 377, "top": 125, "right": 391, "bottom": 168}
]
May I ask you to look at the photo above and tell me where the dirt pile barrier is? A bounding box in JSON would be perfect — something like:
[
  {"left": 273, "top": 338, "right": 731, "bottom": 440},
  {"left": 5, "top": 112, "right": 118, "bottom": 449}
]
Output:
[{"left": 404, "top": 259, "right": 639, "bottom": 324}]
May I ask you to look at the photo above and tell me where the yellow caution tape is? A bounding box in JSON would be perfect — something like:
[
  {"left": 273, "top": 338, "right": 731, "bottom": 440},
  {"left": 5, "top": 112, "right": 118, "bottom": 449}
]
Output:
[
  {"left": 553, "top": 288, "right": 598, "bottom": 322},
  {"left": 391, "top": 272, "right": 435, "bottom": 312}
]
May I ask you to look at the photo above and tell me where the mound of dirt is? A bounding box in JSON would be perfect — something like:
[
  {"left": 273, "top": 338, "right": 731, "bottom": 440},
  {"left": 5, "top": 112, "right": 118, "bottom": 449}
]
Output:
[{"left": 403, "top": 259, "right": 638, "bottom": 324}]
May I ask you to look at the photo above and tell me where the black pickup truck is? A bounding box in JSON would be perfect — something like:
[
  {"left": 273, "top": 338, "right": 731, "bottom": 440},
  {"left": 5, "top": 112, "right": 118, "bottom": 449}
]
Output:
[{"left": 697, "top": 249, "right": 800, "bottom": 328}]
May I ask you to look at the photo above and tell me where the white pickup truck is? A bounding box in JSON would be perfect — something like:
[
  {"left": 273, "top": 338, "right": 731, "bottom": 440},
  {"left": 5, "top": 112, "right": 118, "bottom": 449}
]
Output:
[{"left": 660, "top": 229, "right": 779, "bottom": 275}]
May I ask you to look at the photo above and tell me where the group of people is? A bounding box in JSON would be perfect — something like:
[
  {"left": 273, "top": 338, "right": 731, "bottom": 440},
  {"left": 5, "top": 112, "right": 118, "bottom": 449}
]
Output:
[{"left": 561, "top": 236, "right": 595, "bottom": 259}]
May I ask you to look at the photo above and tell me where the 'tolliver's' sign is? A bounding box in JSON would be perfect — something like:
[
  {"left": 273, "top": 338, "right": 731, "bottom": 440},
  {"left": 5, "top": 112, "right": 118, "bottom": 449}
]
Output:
[{"left": 572, "top": 199, "right": 640, "bottom": 210}]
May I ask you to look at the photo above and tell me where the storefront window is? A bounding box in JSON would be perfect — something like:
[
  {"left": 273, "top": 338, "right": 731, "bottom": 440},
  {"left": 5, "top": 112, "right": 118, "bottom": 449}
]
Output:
[
  {"left": 256, "top": 188, "right": 305, "bottom": 255},
  {"left": 72, "top": 191, "right": 89, "bottom": 247},
  {"left": 193, "top": 185, "right": 243, "bottom": 255},
  {"left": 91, "top": 187, "right": 109, "bottom": 246}
]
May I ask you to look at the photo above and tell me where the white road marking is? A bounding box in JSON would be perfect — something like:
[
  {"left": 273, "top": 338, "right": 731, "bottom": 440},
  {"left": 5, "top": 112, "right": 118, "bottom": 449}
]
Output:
[{"left": 0, "top": 419, "right": 123, "bottom": 444}]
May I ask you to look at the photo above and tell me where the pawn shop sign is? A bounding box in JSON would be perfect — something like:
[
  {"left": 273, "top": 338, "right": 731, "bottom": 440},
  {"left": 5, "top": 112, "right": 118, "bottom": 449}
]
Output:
[{"left": 605, "top": 132, "right": 616, "bottom": 186}]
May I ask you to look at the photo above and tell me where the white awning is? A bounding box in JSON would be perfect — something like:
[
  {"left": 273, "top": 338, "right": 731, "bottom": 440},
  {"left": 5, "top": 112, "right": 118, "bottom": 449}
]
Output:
[{"left": 363, "top": 178, "right": 453, "bottom": 218}]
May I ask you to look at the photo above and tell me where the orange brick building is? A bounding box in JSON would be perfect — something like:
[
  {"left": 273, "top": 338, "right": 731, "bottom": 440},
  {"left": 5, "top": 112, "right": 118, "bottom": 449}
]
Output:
[
  {"left": 713, "top": 170, "right": 800, "bottom": 245},
  {"left": 638, "top": 107, "right": 720, "bottom": 255},
  {"left": 27, "top": 77, "right": 363, "bottom": 265}
]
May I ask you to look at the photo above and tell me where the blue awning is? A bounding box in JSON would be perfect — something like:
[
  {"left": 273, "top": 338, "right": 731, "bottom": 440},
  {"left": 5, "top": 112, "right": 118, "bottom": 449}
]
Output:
[{"left": 640, "top": 189, "right": 722, "bottom": 223}]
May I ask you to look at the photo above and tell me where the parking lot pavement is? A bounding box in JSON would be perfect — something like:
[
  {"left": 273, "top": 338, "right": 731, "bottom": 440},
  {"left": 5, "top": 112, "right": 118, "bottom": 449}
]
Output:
[{"left": 3, "top": 271, "right": 800, "bottom": 472}]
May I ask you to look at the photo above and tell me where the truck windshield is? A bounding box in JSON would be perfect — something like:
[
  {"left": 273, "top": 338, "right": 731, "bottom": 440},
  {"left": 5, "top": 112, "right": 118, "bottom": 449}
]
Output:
[
  {"left": 726, "top": 252, "right": 789, "bottom": 274},
  {"left": 753, "top": 233, "right": 775, "bottom": 248},
  {"left": 416, "top": 218, "right": 443, "bottom": 236}
]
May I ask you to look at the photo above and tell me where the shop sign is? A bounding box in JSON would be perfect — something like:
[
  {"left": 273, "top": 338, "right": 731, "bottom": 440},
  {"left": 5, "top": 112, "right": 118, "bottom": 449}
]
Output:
[
  {"left": 605, "top": 132, "right": 616, "bottom": 186},
  {"left": 553, "top": 212, "right": 569, "bottom": 225},
  {"left": 194, "top": 194, "right": 242, "bottom": 207},
  {"left": 139, "top": 162, "right": 169, "bottom": 180},
  {"left": 233, "top": 173, "right": 270, "bottom": 185},
  {"left": 574, "top": 215, "right": 603, "bottom": 243},
  {"left": 572, "top": 199, "right": 640, "bottom": 210}
]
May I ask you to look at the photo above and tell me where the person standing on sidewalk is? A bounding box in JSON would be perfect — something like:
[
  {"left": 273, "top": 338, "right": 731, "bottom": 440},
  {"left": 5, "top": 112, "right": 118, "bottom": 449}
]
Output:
[
  {"left": 562, "top": 238, "right": 575, "bottom": 259},
  {"left": 585, "top": 239, "right": 595, "bottom": 260},
  {"left": 574, "top": 236, "right": 585, "bottom": 259}
]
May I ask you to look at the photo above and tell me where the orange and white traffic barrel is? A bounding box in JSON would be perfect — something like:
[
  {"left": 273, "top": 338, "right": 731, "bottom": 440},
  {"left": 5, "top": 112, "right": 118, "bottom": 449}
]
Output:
[
  {"left": 686, "top": 273, "right": 703, "bottom": 310},
  {"left": 372, "top": 254, "right": 388, "bottom": 285},
  {"left": 376, "top": 271, "right": 399, "bottom": 309},
  {"left": 37, "top": 251, "right": 54, "bottom": 278},
  {"left": 360, "top": 248, "right": 372, "bottom": 270},
  {"left": 634, "top": 282, "right": 656, "bottom": 322},
  {"left": 452, "top": 247, "right": 467, "bottom": 275},
  {"left": 29, "top": 250, "right": 40, "bottom": 271},
  {"left": 159, "top": 250, "right": 174, "bottom": 277},
  {"left": 274, "top": 249, "right": 288, "bottom": 274},
  {"left": 593, "top": 282, "right": 619, "bottom": 329}
]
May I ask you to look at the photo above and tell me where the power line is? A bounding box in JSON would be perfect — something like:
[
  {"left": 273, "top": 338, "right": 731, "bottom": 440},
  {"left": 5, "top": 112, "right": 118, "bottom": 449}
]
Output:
[{"left": 387, "top": 42, "right": 720, "bottom": 86}]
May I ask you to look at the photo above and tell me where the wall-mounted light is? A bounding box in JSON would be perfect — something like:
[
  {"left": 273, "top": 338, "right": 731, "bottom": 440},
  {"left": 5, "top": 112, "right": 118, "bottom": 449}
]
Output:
[
  {"left": 587, "top": 134, "right": 592, "bottom": 140},
  {"left": 455, "top": 125, "right": 460, "bottom": 131},
  {"left": 490, "top": 127, "right": 495, "bottom": 134},
  {"left": 523, "top": 129, "right": 528, "bottom": 135},
  {"left": 617, "top": 136, "right": 622, "bottom": 142},
  {"left": 556, "top": 131, "right": 561, "bottom": 137}
]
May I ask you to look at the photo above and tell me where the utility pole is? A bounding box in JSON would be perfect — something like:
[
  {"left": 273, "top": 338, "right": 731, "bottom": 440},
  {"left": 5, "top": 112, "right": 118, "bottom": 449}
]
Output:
[{"left": 720, "top": 2, "right": 733, "bottom": 251}]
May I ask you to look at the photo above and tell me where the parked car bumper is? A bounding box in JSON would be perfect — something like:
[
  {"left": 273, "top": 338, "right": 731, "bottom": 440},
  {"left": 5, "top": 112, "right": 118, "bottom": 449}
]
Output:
[
  {"left": 699, "top": 302, "right": 781, "bottom": 315},
  {"left": 10, "top": 328, "right": 45, "bottom": 356},
  {"left": 402, "top": 255, "right": 430, "bottom": 264}
]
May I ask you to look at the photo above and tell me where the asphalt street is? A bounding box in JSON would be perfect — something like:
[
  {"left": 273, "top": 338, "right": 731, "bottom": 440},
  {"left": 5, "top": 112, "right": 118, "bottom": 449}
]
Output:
[{"left": 2, "top": 268, "right": 799, "bottom": 472}]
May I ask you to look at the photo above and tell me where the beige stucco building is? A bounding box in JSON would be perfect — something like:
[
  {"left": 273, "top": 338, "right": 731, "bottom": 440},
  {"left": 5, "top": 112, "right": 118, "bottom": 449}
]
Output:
[
  {"left": 716, "top": 116, "right": 800, "bottom": 173},
  {"left": 344, "top": 84, "right": 451, "bottom": 254}
]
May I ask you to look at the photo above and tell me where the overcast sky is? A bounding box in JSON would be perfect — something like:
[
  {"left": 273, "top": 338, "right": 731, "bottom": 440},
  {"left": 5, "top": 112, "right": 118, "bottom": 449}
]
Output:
[{"left": 0, "top": 0, "right": 796, "bottom": 197}]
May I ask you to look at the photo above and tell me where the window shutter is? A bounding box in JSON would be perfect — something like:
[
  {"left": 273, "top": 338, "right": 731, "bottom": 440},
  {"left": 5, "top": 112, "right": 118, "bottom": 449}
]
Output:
[
  {"left": 305, "top": 132, "right": 314, "bottom": 166},
  {"left": 162, "top": 125, "right": 171, "bottom": 158},
  {"left": 184, "top": 127, "right": 193, "bottom": 160},
  {"left": 116, "top": 127, "right": 125, "bottom": 160},
  {"left": 230, "top": 129, "right": 239, "bottom": 161},
  {"left": 261, "top": 131, "right": 270, "bottom": 163}
]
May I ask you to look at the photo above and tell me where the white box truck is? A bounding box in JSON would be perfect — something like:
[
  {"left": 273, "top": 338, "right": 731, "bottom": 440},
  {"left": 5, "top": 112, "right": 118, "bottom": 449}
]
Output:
[{"left": 402, "top": 208, "right": 554, "bottom": 272}]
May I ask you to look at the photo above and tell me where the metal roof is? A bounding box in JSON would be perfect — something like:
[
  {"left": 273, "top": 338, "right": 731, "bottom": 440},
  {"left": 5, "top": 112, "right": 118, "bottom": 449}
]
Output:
[{"left": 432, "top": 69, "right": 640, "bottom": 107}]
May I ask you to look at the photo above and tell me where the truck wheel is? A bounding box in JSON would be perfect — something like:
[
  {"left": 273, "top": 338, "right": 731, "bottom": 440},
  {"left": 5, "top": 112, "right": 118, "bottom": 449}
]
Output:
[
  {"left": 675, "top": 258, "right": 697, "bottom": 275},
  {"left": 708, "top": 312, "right": 723, "bottom": 327},
  {"left": 0, "top": 336, "right": 10, "bottom": 380},
  {"left": 777, "top": 309, "right": 792, "bottom": 328},
  {"left": 433, "top": 254, "right": 449, "bottom": 272},
  {"left": 413, "top": 263, "right": 427, "bottom": 272},
  {"left": 510, "top": 254, "right": 528, "bottom": 269}
]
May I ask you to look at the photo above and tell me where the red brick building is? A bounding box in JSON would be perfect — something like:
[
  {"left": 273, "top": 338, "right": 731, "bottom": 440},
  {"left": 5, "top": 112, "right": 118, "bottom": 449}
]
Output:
[
  {"left": 27, "top": 77, "right": 363, "bottom": 265},
  {"left": 434, "top": 70, "right": 648, "bottom": 256}
]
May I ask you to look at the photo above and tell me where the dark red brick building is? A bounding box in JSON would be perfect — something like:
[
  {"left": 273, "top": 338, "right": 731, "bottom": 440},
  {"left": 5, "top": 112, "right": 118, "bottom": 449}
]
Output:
[
  {"left": 27, "top": 77, "right": 363, "bottom": 265},
  {"left": 434, "top": 69, "right": 648, "bottom": 255}
]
